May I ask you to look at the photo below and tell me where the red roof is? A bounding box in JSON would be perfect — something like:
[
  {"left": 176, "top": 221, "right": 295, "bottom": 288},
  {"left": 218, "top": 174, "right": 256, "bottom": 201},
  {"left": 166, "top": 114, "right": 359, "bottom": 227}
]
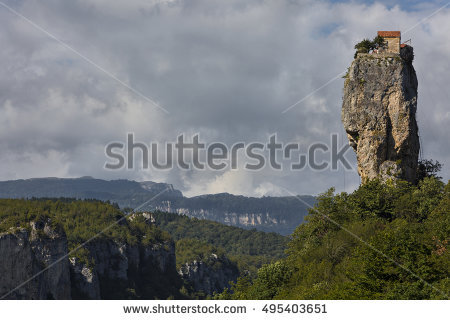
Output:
[
  {"left": 378, "top": 31, "right": 401, "bottom": 38},
  {"left": 401, "top": 43, "right": 407, "bottom": 48}
]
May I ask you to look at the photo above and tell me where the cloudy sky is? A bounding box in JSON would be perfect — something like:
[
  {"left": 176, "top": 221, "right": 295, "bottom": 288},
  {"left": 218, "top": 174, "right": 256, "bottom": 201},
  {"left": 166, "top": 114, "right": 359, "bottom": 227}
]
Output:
[{"left": 0, "top": 0, "right": 449, "bottom": 197}]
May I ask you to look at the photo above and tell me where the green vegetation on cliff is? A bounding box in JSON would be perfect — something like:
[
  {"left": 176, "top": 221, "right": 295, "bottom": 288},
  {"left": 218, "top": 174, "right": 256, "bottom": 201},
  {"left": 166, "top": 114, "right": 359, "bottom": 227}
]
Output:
[
  {"left": 0, "top": 198, "right": 289, "bottom": 298},
  {"left": 354, "top": 35, "right": 385, "bottom": 57},
  {"left": 152, "top": 211, "right": 288, "bottom": 275},
  {"left": 218, "top": 177, "right": 449, "bottom": 300},
  {"left": 0, "top": 199, "right": 181, "bottom": 299},
  {"left": 176, "top": 239, "right": 227, "bottom": 269},
  {"left": 0, "top": 199, "right": 170, "bottom": 249}
]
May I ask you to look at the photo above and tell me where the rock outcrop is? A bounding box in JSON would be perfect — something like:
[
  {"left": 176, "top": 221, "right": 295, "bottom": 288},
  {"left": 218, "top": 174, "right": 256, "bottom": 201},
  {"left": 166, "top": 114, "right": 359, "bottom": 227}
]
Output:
[
  {"left": 69, "top": 239, "right": 177, "bottom": 299},
  {"left": 178, "top": 254, "right": 239, "bottom": 296},
  {"left": 69, "top": 257, "right": 100, "bottom": 299},
  {"left": 0, "top": 219, "right": 179, "bottom": 300},
  {"left": 0, "top": 220, "right": 71, "bottom": 299},
  {"left": 342, "top": 47, "right": 419, "bottom": 183},
  {"left": 154, "top": 194, "right": 316, "bottom": 235}
]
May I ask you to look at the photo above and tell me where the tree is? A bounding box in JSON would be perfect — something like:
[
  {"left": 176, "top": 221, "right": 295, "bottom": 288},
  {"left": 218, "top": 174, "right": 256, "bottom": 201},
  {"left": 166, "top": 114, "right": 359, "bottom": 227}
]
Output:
[
  {"left": 354, "top": 35, "right": 385, "bottom": 58},
  {"left": 416, "top": 159, "right": 443, "bottom": 183},
  {"left": 224, "top": 177, "right": 449, "bottom": 300},
  {"left": 354, "top": 38, "right": 373, "bottom": 56},
  {"left": 372, "top": 35, "right": 385, "bottom": 49}
]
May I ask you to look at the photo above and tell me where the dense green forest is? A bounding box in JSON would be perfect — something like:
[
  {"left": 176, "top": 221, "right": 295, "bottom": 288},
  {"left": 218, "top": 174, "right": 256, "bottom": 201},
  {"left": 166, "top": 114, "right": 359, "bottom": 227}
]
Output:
[
  {"left": 0, "top": 198, "right": 171, "bottom": 266},
  {"left": 0, "top": 198, "right": 288, "bottom": 298},
  {"left": 0, "top": 198, "right": 169, "bottom": 245},
  {"left": 151, "top": 211, "right": 288, "bottom": 275},
  {"left": 176, "top": 239, "right": 227, "bottom": 269},
  {"left": 0, "top": 178, "right": 315, "bottom": 235},
  {"left": 217, "top": 177, "right": 449, "bottom": 300},
  {"left": 2, "top": 174, "right": 447, "bottom": 300}
]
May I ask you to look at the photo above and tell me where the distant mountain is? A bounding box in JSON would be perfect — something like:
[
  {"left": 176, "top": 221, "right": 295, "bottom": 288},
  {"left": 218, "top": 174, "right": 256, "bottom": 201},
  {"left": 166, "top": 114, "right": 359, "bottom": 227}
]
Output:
[
  {"left": 155, "top": 193, "right": 316, "bottom": 235},
  {"left": 0, "top": 177, "right": 315, "bottom": 235},
  {"left": 0, "top": 176, "right": 182, "bottom": 204}
]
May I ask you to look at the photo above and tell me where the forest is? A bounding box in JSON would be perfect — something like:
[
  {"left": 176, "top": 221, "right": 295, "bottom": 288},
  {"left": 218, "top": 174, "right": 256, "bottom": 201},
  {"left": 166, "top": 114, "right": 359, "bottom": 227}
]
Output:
[
  {"left": 0, "top": 197, "right": 288, "bottom": 295},
  {"left": 216, "top": 176, "right": 449, "bottom": 299},
  {"left": 1, "top": 171, "right": 448, "bottom": 299},
  {"left": 151, "top": 211, "right": 288, "bottom": 275}
]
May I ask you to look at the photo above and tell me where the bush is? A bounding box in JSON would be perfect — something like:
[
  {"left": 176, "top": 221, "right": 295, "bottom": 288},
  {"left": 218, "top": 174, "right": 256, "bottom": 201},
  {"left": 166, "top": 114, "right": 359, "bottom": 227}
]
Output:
[
  {"left": 354, "top": 35, "right": 385, "bottom": 58},
  {"left": 224, "top": 177, "right": 450, "bottom": 300}
]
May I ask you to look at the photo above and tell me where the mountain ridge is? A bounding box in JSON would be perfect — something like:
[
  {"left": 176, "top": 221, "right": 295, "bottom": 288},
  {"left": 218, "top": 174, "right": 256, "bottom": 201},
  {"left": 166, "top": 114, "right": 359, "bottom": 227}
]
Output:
[{"left": 0, "top": 177, "right": 315, "bottom": 235}]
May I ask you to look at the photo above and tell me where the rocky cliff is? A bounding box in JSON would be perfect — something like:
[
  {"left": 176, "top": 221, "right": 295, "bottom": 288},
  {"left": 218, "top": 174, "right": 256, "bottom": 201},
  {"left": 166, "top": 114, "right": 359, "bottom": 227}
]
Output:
[
  {"left": 342, "top": 46, "right": 419, "bottom": 183},
  {"left": 2, "top": 199, "right": 282, "bottom": 300},
  {"left": 162, "top": 206, "right": 289, "bottom": 233},
  {"left": 0, "top": 213, "right": 180, "bottom": 300},
  {"left": 178, "top": 253, "right": 239, "bottom": 296},
  {"left": 154, "top": 193, "right": 316, "bottom": 235},
  {"left": 70, "top": 239, "right": 178, "bottom": 299},
  {"left": 0, "top": 220, "right": 71, "bottom": 299}
]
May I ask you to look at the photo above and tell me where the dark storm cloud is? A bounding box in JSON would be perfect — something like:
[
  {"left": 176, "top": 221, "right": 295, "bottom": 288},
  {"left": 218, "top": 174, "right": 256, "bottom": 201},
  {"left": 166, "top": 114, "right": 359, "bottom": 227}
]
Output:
[{"left": 0, "top": 0, "right": 448, "bottom": 196}]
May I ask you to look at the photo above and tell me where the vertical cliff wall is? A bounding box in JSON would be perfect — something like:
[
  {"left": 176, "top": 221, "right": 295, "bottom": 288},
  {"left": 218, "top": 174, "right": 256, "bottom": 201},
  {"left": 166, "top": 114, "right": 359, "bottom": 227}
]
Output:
[
  {"left": 342, "top": 46, "right": 419, "bottom": 183},
  {"left": 0, "top": 219, "right": 180, "bottom": 299},
  {"left": 178, "top": 253, "right": 239, "bottom": 296},
  {"left": 0, "top": 220, "right": 71, "bottom": 299},
  {"left": 70, "top": 239, "right": 179, "bottom": 299}
]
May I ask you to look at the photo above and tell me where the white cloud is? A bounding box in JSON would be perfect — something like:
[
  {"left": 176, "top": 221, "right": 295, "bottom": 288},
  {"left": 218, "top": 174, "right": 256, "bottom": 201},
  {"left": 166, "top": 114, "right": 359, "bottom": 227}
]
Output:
[{"left": 0, "top": 0, "right": 449, "bottom": 196}]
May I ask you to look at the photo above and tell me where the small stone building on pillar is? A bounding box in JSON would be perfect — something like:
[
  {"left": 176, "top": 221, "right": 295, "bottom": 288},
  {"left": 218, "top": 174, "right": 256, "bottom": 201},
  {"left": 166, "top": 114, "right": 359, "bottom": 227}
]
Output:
[{"left": 378, "top": 31, "right": 401, "bottom": 54}]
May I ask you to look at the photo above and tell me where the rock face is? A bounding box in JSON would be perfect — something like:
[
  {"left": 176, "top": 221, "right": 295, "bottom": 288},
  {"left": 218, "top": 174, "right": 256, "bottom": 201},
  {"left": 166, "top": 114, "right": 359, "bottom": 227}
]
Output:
[
  {"left": 70, "top": 239, "right": 177, "bottom": 299},
  {"left": 178, "top": 254, "right": 239, "bottom": 296},
  {"left": 0, "top": 219, "right": 178, "bottom": 300},
  {"left": 69, "top": 257, "right": 100, "bottom": 299},
  {"left": 0, "top": 220, "right": 71, "bottom": 299},
  {"left": 342, "top": 47, "right": 419, "bottom": 183},
  {"left": 166, "top": 208, "right": 288, "bottom": 231},
  {"left": 154, "top": 194, "right": 316, "bottom": 235}
]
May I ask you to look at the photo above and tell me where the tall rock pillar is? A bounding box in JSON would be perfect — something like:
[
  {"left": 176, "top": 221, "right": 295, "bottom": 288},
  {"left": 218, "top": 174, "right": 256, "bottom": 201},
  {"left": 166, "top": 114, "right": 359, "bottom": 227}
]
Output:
[{"left": 342, "top": 45, "right": 419, "bottom": 183}]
